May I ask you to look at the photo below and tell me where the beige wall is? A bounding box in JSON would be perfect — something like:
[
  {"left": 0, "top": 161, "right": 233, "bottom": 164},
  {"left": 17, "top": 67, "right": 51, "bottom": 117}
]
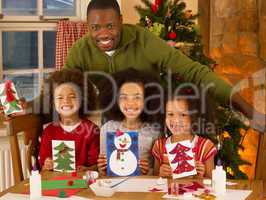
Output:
[{"left": 121, "top": 0, "right": 198, "bottom": 24}]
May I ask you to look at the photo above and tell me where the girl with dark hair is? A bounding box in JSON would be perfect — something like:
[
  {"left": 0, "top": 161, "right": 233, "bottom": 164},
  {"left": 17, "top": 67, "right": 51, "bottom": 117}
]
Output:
[
  {"left": 38, "top": 69, "right": 100, "bottom": 171},
  {"left": 152, "top": 85, "right": 217, "bottom": 178},
  {"left": 97, "top": 68, "right": 163, "bottom": 175}
]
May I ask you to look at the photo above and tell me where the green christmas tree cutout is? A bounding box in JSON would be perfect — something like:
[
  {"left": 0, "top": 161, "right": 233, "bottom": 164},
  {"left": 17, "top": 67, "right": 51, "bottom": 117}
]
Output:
[{"left": 53, "top": 142, "right": 75, "bottom": 172}]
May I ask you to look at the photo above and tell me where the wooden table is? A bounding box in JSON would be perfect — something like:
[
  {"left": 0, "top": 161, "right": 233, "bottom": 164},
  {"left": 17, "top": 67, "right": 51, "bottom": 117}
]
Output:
[{"left": 0, "top": 172, "right": 263, "bottom": 200}]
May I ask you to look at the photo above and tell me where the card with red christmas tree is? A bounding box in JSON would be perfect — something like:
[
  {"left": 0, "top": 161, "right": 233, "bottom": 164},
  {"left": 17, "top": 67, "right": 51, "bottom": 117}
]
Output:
[
  {"left": 166, "top": 140, "right": 197, "bottom": 179},
  {"left": 0, "top": 80, "right": 23, "bottom": 115}
]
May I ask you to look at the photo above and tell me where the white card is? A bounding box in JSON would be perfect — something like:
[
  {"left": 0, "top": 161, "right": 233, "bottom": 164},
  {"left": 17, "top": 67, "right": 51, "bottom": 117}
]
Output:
[
  {"left": 52, "top": 140, "right": 76, "bottom": 172},
  {"left": 166, "top": 140, "right": 197, "bottom": 179}
]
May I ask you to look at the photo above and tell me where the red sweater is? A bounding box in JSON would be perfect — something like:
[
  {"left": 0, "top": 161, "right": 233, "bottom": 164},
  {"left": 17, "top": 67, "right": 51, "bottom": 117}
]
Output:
[{"left": 38, "top": 119, "right": 100, "bottom": 168}]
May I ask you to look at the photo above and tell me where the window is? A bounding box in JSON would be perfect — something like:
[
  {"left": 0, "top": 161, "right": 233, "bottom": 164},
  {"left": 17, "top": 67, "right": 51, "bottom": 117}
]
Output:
[
  {"left": 0, "top": 0, "right": 82, "bottom": 101},
  {"left": 44, "top": 0, "right": 76, "bottom": 16}
]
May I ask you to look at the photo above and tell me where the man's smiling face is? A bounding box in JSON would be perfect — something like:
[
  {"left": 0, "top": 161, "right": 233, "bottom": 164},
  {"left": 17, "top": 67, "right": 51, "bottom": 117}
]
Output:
[{"left": 87, "top": 8, "right": 122, "bottom": 52}]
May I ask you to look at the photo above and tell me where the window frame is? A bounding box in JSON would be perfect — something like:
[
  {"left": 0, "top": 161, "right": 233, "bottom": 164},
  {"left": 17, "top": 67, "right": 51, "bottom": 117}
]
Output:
[
  {"left": 0, "top": 0, "right": 81, "bottom": 21},
  {"left": 0, "top": 22, "right": 57, "bottom": 98},
  {"left": 0, "top": 0, "right": 82, "bottom": 100}
]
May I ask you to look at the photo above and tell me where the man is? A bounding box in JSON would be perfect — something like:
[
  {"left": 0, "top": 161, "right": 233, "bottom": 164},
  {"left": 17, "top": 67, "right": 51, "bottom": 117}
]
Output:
[{"left": 65, "top": 0, "right": 265, "bottom": 132}]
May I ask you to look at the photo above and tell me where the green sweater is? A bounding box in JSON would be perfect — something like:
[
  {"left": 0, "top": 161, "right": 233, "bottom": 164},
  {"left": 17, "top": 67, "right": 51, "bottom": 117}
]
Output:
[{"left": 65, "top": 24, "right": 232, "bottom": 106}]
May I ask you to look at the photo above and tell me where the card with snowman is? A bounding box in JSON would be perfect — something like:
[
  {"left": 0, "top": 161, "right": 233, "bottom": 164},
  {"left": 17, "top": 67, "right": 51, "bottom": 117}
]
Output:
[{"left": 106, "top": 130, "right": 140, "bottom": 176}]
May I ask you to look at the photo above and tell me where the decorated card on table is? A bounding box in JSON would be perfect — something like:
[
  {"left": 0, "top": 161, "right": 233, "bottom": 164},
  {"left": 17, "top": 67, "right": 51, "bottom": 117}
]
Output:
[
  {"left": 0, "top": 80, "right": 23, "bottom": 115},
  {"left": 52, "top": 140, "right": 76, "bottom": 172},
  {"left": 106, "top": 130, "right": 140, "bottom": 176},
  {"left": 166, "top": 139, "right": 197, "bottom": 179}
]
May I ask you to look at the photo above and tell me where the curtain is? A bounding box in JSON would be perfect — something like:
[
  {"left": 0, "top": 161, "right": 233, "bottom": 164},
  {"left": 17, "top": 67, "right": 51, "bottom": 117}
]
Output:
[{"left": 55, "top": 20, "right": 88, "bottom": 70}]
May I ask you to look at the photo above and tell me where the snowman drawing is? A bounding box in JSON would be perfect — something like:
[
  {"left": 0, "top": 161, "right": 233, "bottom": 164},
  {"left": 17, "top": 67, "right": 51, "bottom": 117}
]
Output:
[{"left": 109, "top": 130, "right": 138, "bottom": 176}]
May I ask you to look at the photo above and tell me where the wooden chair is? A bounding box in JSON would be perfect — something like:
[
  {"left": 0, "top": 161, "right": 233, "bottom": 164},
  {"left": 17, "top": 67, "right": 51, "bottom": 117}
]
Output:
[{"left": 5, "top": 114, "right": 42, "bottom": 184}]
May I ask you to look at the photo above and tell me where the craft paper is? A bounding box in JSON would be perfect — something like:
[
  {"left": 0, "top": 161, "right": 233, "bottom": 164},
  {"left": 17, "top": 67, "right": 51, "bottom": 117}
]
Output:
[
  {"left": 0, "top": 193, "right": 92, "bottom": 200},
  {"left": 99, "top": 178, "right": 168, "bottom": 192},
  {"left": 42, "top": 179, "right": 87, "bottom": 190},
  {"left": 166, "top": 140, "right": 197, "bottom": 179},
  {"left": 169, "top": 182, "right": 204, "bottom": 195},
  {"left": 0, "top": 80, "right": 23, "bottom": 115},
  {"left": 25, "top": 175, "right": 87, "bottom": 197},
  {"left": 162, "top": 189, "right": 252, "bottom": 200},
  {"left": 106, "top": 130, "right": 140, "bottom": 176},
  {"left": 52, "top": 140, "right": 75, "bottom": 172}
]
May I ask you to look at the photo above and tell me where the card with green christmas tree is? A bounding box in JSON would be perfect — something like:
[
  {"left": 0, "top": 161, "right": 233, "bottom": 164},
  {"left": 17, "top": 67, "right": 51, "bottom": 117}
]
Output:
[
  {"left": 166, "top": 139, "right": 197, "bottom": 179},
  {"left": 0, "top": 80, "right": 23, "bottom": 115},
  {"left": 52, "top": 140, "right": 76, "bottom": 172}
]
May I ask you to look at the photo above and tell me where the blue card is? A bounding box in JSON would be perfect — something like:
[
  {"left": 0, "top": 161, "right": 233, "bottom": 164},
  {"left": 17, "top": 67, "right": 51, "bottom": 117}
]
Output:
[{"left": 106, "top": 130, "right": 140, "bottom": 176}]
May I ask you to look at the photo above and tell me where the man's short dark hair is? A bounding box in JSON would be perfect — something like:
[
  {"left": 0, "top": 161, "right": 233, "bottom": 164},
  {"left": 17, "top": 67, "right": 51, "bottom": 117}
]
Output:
[{"left": 87, "top": 0, "right": 121, "bottom": 16}]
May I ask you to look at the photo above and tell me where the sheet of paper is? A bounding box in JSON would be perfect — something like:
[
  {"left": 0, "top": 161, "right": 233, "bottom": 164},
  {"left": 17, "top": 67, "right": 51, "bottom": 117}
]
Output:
[
  {"left": 166, "top": 140, "right": 197, "bottom": 179},
  {"left": 162, "top": 189, "right": 252, "bottom": 200},
  {"left": 52, "top": 140, "right": 76, "bottom": 172},
  {"left": 99, "top": 178, "right": 168, "bottom": 192},
  {"left": 0, "top": 193, "right": 92, "bottom": 200},
  {"left": 106, "top": 131, "right": 140, "bottom": 176}
]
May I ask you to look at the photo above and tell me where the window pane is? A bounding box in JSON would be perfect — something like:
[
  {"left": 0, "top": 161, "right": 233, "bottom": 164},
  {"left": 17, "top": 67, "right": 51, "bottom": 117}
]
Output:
[
  {"left": 44, "top": 31, "right": 56, "bottom": 68},
  {"left": 3, "top": 74, "right": 39, "bottom": 101},
  {"left": 2, "top": 0, "right": 37, "bottom": 16},
  {"left": 3, "top": 32, "right": 38, "bottom": 70},
  {"left": 44, "top": 0, "right": 75, "bottom": 16}
]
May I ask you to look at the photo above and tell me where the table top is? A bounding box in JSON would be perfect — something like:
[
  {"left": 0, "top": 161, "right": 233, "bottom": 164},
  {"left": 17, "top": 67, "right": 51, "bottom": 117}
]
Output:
[{"left": 0, "top": 171, "right": 263, "bottom": 200}]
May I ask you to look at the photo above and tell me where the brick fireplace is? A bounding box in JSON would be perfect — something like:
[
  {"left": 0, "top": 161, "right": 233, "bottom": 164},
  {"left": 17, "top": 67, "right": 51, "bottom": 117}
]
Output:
[{"left": 199, "top": 0, "right": 266, "bottom": 180}]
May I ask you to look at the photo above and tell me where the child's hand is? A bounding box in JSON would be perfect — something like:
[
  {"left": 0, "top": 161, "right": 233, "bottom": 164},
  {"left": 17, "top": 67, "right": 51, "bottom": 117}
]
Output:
[
  {"left": 97, "top": 154, "right": 107, "bottom": 176},
  {"left": 139, "top": 159, "right": 149, "bottom": 175},
  {"left": 42, "top": 157, "right": 53, "bottom": 171},
  {"left": 159, "top": 164, "right": 172, "bottom": 177},
  {"left": 195, "top": 161, "right": 205, "bottom": 177}
]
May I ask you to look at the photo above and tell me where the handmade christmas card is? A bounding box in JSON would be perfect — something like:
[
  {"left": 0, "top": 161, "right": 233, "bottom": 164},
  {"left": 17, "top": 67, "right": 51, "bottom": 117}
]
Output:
[
  {"left": 166, "top": 140, "right": 197, "bottom": 179},
  {"left": 0, "top": 80, "right": 23, "bottom": 115},
  {"left": 106, "top": 130, "right": 140, "bottom": 176},
  {"left": 52, "top": 140, "right": 76, "bottom": 172}
]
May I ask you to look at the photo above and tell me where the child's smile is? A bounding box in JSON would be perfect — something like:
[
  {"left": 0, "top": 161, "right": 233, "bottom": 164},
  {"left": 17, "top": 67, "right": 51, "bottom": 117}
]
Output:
[
  {"left": 54, "top": 83, "right": 81, "bottom": 123},
  {"left": 166, "top": 99, "right": 192, "bottom": 135},
  {"left": 118, "top": 82, "right": 144, "bottom": 120}
]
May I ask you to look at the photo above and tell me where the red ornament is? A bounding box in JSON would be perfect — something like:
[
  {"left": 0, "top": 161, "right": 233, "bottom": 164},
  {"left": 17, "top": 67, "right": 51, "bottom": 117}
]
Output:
[
  {"left": 155, "top": 0, "right": 162, "bottom": 5},
  {"left": 71, "top": 171, "right": 77, "bottom": 177},
  {"left": 151, "top": 3, "right": 158, "bottom": 13},
  {"left": 67, "top": 180, "right": 74, "bottom": 186},
  {"left": 168, "top": 31, "right": 177, "bottom": 40}
]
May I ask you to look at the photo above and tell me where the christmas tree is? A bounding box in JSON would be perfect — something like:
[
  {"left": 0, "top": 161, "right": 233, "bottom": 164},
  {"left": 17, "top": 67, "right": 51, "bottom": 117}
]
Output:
[
  {"left": 135, "top": 0, "right": 250, "bottom": 179},
  {"left": 169, "top": 142, "right": 194, "bottom": 173},
  {"left": 135, "top": 0, "right": 214, "bottom": 65},
  {"left": 54, "top": 142, "right": 74, "bottom": 171}
]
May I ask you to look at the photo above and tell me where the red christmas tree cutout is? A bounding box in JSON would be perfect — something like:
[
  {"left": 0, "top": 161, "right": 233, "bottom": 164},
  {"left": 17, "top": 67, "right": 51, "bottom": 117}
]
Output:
[
  {"left": 173, "top": 160, "right": 194, "bottom": 174},
  {"left": 169, "top": 143, "right": 190, "bottom": 154},
  {"left": 168, "top": 142, "right": 195, "bottom": 175},
  {"left": 171, "top": 152, "right": 193, "bottom": 164}
]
